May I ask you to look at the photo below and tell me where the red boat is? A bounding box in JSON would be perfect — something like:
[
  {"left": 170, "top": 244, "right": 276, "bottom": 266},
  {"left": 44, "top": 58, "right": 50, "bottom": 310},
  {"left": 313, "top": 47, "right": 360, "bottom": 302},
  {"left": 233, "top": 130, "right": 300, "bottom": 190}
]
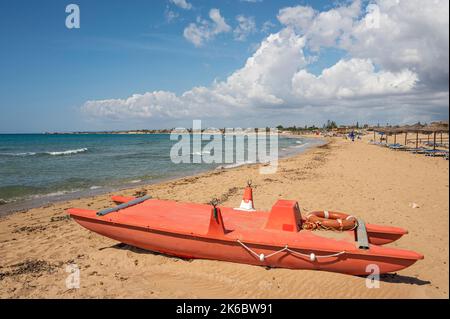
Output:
[{"left": 68, "top": 192, "right": 423, "bottom": 276}]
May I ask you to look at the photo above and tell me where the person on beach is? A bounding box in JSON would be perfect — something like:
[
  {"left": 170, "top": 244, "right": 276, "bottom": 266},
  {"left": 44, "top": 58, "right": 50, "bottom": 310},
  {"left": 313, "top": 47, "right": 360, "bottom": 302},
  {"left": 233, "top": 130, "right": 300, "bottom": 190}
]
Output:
[{"left": 349, "top": 131, "right": 355, "bottom": 142}]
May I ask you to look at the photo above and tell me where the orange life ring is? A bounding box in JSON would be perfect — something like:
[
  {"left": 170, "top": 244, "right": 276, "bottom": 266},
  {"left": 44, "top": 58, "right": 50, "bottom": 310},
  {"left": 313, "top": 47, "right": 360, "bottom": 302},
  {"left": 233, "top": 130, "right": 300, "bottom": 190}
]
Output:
[{"left": 304, "top": 211, "right": 358, "bottom": 231}]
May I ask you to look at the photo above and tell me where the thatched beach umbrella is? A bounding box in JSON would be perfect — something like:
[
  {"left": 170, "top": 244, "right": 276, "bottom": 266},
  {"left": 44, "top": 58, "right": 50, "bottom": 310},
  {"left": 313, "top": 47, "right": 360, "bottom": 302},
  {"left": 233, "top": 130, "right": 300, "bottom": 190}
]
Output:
[
  {"left": 388, "top": 127, "right": 405, "bottom": 145},
  {"left": 374, "top": 127, "right": 390, "bottom": 143},
  {"left": 380, "top": 127, "right": 401, "bottom": 145},
  {"left": 421, "top": 122, "right": 449, "bottom": 150},
  {"left": 373, "top": 127, "right": 382, "bottom": 142},
  {"left": 404, "top": 128, "right": 408, "bottom": 146},
  {"left": 431, "top": 121, "right": 448, "bottom": 145},
  {"left": 384, "top": 127, "right": 395, "bottom": 145},
  {"left": 403, "top": 123, "right": 425, "bottom": 149},
  {"left": 395, "top": 125, "right": 411, "bottom": 146}
]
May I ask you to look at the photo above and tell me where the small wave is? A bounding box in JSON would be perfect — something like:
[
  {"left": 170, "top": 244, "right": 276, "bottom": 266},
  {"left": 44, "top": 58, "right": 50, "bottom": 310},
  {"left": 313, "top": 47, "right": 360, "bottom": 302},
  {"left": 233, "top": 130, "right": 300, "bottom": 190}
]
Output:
[
  {"left": 129, "top": 179, "right": 142, "bottom": 184},
  {"left": 90, "top": 185, "right": 102, "bottom": 190},
  {"left": 296, "top": 140, "right": 303, "bottom": 144},
  {"left": 45, "top": 148, "right": 88, "bottom": 156},
  {"left": 295, "top": 142, "right": 309, "bottom": 148},
  {"left": 30, "top": 189, "right": 81, "bottom": 199},
  {"left": 217, "top": 161, "right": 256, "bottom": 169},
  {"left": 0, "top": 148, "right": 88, "bottom": 157},
  {"left": 0, "top": 152, "right": 37, "bottom": 157},
  {"left": 191, "top": 150, "right": 211, "bottom": 156}
]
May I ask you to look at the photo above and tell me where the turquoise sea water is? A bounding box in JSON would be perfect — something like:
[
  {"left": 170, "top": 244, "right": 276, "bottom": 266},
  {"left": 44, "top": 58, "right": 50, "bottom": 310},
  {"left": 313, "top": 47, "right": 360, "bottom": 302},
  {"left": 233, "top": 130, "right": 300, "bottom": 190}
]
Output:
[{"left": 0, "top": 133, "right": 321, "bottom": 209}]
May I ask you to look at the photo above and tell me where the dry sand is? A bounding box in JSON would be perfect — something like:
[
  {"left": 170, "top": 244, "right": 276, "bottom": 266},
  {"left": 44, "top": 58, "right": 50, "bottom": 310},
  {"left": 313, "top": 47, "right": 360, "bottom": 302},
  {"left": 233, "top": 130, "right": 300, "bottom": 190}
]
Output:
[{"left": 0, "top": 135, "right": 448, "bottom": 298}]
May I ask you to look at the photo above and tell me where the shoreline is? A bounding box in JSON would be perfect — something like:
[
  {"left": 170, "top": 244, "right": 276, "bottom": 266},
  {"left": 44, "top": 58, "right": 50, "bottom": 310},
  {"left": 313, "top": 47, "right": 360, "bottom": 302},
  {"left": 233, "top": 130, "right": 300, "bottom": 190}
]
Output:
[
  {"left": 0, "top": 134, "right": 447, "bottom": 298},
  {"left": 0, "top": 136, "right": 327, "bottom": 217}
]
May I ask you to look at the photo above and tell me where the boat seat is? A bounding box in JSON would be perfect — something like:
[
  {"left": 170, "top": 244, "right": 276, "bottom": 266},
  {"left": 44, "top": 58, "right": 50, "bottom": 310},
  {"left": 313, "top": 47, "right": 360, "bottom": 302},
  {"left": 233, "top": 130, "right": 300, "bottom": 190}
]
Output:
[{"left": 264, "top": 200, "right": 302, "bottom": 232}]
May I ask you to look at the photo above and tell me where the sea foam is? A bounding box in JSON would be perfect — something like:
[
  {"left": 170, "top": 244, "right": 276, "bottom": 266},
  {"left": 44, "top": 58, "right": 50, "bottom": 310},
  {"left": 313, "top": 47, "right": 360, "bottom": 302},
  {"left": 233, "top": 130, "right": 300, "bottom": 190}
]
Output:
[
  {"left": 45, "top": 148, "right": 88, "bottom": 156},
  {"left": 0, "top": 148, "right": 88, "bottom": 157}
]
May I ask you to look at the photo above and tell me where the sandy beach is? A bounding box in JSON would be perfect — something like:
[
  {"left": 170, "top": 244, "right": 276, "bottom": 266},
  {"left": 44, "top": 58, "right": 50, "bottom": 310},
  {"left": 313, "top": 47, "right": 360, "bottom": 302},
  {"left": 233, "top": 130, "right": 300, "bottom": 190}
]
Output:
[{"left": 0, "top": 134, "right": 448, "bottom": 299}]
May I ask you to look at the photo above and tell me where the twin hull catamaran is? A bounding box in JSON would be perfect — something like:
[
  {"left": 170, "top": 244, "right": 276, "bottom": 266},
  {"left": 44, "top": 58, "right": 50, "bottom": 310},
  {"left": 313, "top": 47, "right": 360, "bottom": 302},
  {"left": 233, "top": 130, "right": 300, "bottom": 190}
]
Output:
[{"left": 68, "top": 186, "right": 423, "bottom": 276}]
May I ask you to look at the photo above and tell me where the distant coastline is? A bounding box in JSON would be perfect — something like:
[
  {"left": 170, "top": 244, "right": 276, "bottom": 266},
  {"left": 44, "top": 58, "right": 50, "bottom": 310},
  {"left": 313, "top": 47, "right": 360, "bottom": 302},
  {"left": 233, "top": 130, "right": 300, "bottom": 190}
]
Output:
[
  {"left": 43, "top": 129, "right": 173, "bottom": 135},
  {"left": 43, "top": 128, "right": 288, "bottom": 135}
]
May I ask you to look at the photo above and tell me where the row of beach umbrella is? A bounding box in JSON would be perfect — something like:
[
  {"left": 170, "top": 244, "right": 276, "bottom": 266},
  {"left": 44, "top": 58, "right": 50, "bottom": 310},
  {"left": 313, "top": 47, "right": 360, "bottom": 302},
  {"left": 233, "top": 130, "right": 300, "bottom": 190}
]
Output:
[{"left": 372, "top": 121, "right": 449, "bottom": 150}]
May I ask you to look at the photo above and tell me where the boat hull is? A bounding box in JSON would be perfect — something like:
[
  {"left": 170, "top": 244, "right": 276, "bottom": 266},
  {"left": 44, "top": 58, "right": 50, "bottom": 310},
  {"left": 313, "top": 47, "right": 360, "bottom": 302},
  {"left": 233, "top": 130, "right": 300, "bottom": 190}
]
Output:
[
  {"left": 72, "top": 213, "right": 421, "bottom": 276},
  {"left": 366, "top": 227, "right": 407, "bottom": 245},
  {"left": 113, "top": 196, "right": 408, "bottom": 246}
]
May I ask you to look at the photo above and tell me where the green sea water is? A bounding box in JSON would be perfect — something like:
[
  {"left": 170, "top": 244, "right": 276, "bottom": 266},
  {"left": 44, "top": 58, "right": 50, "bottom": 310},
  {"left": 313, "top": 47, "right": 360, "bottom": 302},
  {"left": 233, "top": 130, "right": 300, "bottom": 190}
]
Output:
[{"left": 0, "top": 133, "right": 322, "bottom": 206}]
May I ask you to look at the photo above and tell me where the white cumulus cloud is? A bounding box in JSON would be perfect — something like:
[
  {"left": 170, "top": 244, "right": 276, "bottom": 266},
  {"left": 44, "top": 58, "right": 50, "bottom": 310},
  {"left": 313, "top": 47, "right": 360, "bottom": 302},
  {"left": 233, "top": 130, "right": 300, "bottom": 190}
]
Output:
[
  {"left": 183, "top": 9, "right": 231, "bottom": 47},
  {"left": 292, "top": 59, "right": 418, "bottom": 100},
  {"left": 278, "top": 0, "right": 361, "bottom": 50},
  {"left": 82, "top": 0, "right": 449, "bottom": 126},
  {"left": 277, "top": 5, "right": 316, "bottom": 32},
  {"left": 234, "top": 15, "right": 257, "bottom": 41},
  {"left": 341, "top": 0, "right": 449, "bottom": 90},
  {"left": 169, "top": 0, "right": 192, "bottom": 10},
  {"left": 261, "top": 20, "right": 276, "bottom": 33}
]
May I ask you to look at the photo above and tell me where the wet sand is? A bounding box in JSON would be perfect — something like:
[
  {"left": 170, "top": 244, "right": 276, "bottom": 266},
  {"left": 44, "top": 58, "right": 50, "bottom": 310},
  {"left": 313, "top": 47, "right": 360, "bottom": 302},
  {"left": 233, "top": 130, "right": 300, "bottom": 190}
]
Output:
[{"left": 0, "top": 135, "right": 448, "bottom": 298}]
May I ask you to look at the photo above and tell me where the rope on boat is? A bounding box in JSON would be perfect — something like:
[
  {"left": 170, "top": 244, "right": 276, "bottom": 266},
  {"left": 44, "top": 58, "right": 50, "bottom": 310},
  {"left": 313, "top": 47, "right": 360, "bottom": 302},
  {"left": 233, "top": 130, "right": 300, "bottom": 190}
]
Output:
[
  {"left": 237, "top": 239, "right": 346, "bottom": 262},
  {"left": 302, "top": 221, "right": 358, "bottom": 232},
  {"left": 303, "top": 211, "right": 359, "bottom": 232}
]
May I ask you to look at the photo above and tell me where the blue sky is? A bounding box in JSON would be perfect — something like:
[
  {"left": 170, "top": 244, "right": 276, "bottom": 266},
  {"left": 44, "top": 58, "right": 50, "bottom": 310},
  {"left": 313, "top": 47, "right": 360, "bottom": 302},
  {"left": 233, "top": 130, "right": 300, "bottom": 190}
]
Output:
[{"left": 0, "top": 0, "right": 448, "bottom": 133}]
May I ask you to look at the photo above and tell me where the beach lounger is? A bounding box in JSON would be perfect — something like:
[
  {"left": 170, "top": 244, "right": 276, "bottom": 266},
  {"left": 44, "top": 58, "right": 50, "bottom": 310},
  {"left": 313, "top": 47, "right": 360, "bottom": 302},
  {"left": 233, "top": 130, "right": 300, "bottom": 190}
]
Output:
[
  {"left": 406, "top": 147, "right": 428, "bottom": 154},
  {"left": 423, "top": 149, "right": 449, "bottom": 157},
  {"left": 387, "top": 143, "right": 407, "bottom": 150},
  {"left": 424, "top": 142, "right": 449, "bottom": 149}
]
